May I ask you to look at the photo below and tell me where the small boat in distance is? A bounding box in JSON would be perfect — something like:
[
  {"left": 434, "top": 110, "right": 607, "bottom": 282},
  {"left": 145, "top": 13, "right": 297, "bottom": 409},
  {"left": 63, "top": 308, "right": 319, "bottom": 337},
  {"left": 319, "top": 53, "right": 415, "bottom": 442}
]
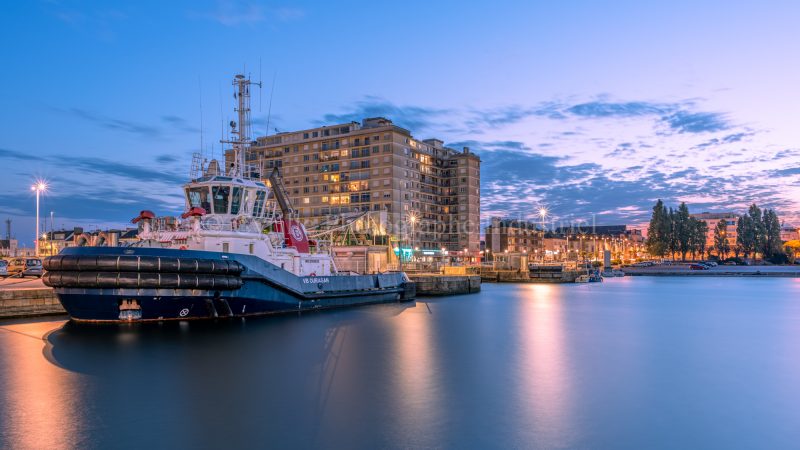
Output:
[{"left": 43, "top": 74, "right": 415, "bottom": 322}]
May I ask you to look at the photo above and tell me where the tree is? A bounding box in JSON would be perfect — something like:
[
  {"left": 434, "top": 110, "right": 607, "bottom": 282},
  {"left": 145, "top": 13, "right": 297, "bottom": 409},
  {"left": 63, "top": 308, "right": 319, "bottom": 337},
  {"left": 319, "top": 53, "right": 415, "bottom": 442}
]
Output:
[
  {"left": 784, "top": 240, "right": 800, "bottom": 263},
  {"left": 760, "top": 208, "right": 786, "bottom": 262},
  {"left": 713, "top": 219, "right": 730, "bottom": 259},
  {"left": 748, "top": 204, "right": 766, "bottom": 260},
  {"left": 667, "top": 207, "right": 679, "bottom": 260},
  {"left": 646, "top": 200, "right": 669, "bottom": 258},
  {"left": 737, "top": 214, "right": 755, "bottom": 259},
  {"left": 693, "top": 219, "right": 708, "bottom": 259},
  {"left": 675, "top": 202, "right": 692, "bottom": 261}
]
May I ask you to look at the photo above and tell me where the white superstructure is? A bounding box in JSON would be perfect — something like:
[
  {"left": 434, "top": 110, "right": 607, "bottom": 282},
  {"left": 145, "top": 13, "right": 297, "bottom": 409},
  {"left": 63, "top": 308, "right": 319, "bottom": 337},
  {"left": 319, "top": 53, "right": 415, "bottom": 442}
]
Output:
[{"left": 133, "top": 74, "right": 335, "bottom": 277}]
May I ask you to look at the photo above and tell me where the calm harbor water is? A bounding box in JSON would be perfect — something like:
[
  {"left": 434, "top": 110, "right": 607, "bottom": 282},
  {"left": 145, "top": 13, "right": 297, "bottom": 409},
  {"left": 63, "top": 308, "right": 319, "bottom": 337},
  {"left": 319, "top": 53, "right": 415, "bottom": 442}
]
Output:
[{"left": 2, "top": 277, "right": 800, "bottom": 449}]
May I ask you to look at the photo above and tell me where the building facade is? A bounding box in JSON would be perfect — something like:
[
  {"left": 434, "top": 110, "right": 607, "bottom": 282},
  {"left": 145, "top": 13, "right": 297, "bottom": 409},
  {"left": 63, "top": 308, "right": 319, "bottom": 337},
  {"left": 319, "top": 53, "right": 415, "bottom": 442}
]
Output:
[
  {"left": 242, "top": 117, "right": 481, "bottom": 255},
  {"left": 690, "top": 212, "right": 738, "bottom": 251},
  {"left": 485, "top": 218, "right": 543, "bottom": 255},
  {"left": 485, "top": 219, "right": 646, "bottom": 262}
]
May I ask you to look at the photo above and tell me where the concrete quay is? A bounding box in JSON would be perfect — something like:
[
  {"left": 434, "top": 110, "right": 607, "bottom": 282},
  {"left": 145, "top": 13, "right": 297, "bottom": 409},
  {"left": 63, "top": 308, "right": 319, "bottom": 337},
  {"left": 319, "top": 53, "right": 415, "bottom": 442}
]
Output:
[
  {"left": 0, "top": 286, "right": 64, "bottom": 319},
  {"left": 622, "top": 265, "right": 800, "bottom": 277},
  {"left": 408, "top": 274, "right": 481, "bottom": 296},
  {"left": 481, "top": 269, "right": 583, "bottom": 283}
]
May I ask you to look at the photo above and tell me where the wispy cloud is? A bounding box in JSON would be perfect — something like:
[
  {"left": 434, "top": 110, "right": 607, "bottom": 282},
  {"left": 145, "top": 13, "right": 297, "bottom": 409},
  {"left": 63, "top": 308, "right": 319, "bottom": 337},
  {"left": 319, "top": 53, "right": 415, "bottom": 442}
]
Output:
[
  {"left": 55, "top": 107, "right": 161, "bottom": 137},
  {"left": 190, "top": 1, "right": 306, "bottom": 27},
  {"left": 0, "top": 148, "right": 45, "bottom": 161},
  {"left": 320, "top": 96, "right": 451, "bottom": 132},
  {"left": 51, "top": 108, "right": 201, "bottom": 138},
  {"left": 662, "top": 110, "right": 730, "bottom": 133}
]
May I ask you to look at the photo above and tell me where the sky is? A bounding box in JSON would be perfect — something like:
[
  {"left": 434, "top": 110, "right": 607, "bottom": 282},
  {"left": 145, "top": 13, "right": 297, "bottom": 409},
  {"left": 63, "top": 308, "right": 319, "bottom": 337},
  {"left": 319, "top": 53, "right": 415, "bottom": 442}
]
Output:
[{"left": 2, "top": 0, "right": 800, "bottom": 247}]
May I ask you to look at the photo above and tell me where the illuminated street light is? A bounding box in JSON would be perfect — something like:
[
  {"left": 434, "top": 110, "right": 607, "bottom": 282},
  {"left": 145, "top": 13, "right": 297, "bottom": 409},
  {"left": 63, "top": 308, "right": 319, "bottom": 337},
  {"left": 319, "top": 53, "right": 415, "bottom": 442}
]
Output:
[{"left": 31, "top": 180, "right": 48, "bottom": 257}]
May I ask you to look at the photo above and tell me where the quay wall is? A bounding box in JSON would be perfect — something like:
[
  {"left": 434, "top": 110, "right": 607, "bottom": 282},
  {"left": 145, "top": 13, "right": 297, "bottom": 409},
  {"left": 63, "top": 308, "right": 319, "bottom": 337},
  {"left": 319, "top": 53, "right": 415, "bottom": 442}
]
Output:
[
  {"left": 0, "top": 288, "right": 65, "bottom": 319},
  {"left": 481, "top": 270, "right": 581, "bottom": 283},
  {"left": 409, "top": 274, "right": 481, "bottom": 296}
]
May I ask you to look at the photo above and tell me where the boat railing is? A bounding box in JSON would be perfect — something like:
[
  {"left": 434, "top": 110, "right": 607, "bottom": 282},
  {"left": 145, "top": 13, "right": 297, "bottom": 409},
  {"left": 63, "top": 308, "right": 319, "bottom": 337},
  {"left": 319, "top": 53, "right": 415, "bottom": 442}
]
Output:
[{"left": 200, "top": 216, "right": 262, "bottom": 233}]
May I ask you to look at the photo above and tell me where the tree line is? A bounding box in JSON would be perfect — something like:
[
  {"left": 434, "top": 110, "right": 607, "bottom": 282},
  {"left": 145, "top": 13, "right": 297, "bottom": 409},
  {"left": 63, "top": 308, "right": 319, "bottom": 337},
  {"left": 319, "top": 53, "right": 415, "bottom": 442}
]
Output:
[
  {"left": 646, "top": 200, "right": 786, "bottom": 262},
  {"left": 645, "top": 201, "right": 708, "bottom": 260}
]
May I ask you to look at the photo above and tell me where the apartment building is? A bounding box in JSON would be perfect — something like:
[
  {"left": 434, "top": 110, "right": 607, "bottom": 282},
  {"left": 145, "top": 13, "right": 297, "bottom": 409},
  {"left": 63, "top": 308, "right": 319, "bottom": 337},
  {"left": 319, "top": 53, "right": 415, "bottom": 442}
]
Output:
[
  {"left": 485, "top": 218, "right": 542, "bottom": 255},
  {"left": 242, "top": 117, "right": 481, "bottom": 254},
  {"left": 486, "top": 219, "right": 646, "bottom": 261},
  {"left": 691, "top": 212, "right": 738, "bottom": 250}
]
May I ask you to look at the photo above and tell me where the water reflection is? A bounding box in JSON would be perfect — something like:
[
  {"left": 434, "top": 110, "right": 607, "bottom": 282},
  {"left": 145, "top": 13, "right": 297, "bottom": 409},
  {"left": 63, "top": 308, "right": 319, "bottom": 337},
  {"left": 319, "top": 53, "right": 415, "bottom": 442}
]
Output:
[
  {"left": 517, "top": 284, "right": 575, "bottom": 448},
  {"left": 0, "top": 320, "right": 84, "bottom": 450},
  {"left": 4, "top": 279, "right": 800, "bottom": 449}
]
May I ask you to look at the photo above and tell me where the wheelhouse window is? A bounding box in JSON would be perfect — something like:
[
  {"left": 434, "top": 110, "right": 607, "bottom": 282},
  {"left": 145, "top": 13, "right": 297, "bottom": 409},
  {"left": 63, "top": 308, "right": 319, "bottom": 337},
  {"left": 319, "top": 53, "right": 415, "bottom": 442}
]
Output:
[
  {"left": 253, "top": 190, "right": 266, "bottom": 217},
  {"left": 230, "top": 187, "right": 243, "bottom": 215},
  {"left": 187, "top": 186, "right": 211, "bottom": 211},
  {"left": 212, "top": 186, "right": 230, "bottom": 214}
]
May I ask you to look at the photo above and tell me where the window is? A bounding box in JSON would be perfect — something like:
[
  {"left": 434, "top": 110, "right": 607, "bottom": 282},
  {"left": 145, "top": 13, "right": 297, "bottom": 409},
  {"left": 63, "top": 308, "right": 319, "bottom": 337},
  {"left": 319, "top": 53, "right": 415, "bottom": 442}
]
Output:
[
  {"left": 222, "top": 242, "right": 229, "bottom": 253},
  {"left": 372, "top": 146, "right": 379, "bottom": 154},
  {"left": 187, "top": 186, "right": 211, "bottom": 211},
  {"left": 303, "top": 197, "right": 310, "bottom": 204},
  {"left": 230, "top": 186, "right": 243, "bottom": 214},
  {"left": 350, "top": 194, "right": 360, "bottom": 203},
  {"left": 252, "top": 190, "right": 266, "bottom": 217},
  {"left": 212, "top": 186, "right": 230, "bottom": 214},
  {"left": 303, "top": 133, "right": 309, "bottom": 139}
]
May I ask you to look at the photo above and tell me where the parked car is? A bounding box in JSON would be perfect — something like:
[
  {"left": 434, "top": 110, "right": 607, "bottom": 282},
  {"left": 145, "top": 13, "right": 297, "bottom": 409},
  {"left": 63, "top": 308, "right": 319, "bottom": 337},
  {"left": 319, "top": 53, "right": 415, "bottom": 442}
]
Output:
[
  {"left": 723, "top": 261, "right": 737, "bottom": 265},
  {"left": 0, "top": 259, "right": 8, "bottom": 278},
  {"left": 7, "top": 258, "right": 44, "bottom": 278},
  {"left": 690, "top": 263, "right": 710, "bottom": 270},
  {"left": 702, "top": 261, "right": 718, "bottom": 267}
]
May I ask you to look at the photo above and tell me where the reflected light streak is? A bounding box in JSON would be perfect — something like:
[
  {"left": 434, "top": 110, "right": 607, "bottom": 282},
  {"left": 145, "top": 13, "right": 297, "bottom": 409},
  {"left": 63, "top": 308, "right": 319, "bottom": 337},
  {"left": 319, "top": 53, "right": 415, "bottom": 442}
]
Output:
[
  {"left": 517, "top": 284, "right": 576, "bottom": 448},
  {"left": 390, "top": 304, "right": 442, "bottom": 438},
  {"left": 0, "top": 321, "right": 84, "bottom": 450}
]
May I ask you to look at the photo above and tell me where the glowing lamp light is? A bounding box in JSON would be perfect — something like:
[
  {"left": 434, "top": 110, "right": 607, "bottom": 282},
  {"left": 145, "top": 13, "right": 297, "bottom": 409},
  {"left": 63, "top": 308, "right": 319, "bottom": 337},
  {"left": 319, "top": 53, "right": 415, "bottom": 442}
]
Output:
[{"left": 538, "top": 206, "right": 548, "bottom": 218}]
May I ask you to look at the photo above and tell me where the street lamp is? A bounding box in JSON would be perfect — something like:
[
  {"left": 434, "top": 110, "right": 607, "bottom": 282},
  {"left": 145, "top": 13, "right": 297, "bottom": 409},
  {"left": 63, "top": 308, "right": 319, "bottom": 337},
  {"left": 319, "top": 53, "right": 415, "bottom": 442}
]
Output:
[
  {"left": 408, "top": 212, "right": 418, "bottom": 250},
  {"left": 538, "top": 206, "right": 548, "bottom": 262},
  {"left": 31, "top": 181, "right": 47, "bottom": 256}
]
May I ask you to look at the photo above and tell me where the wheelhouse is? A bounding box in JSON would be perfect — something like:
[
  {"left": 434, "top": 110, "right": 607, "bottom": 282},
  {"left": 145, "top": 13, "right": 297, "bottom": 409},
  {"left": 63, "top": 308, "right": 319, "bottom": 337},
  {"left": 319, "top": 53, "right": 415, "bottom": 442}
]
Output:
[{"left": 184, "top": 176, "right": 270, "bottom": 218}]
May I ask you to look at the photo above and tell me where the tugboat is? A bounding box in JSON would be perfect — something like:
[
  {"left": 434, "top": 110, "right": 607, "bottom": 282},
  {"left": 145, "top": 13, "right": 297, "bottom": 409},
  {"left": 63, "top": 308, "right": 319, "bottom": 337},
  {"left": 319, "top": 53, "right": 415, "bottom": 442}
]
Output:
[{"left": 43, "top": 74, "right": 415, "bottom": 322}]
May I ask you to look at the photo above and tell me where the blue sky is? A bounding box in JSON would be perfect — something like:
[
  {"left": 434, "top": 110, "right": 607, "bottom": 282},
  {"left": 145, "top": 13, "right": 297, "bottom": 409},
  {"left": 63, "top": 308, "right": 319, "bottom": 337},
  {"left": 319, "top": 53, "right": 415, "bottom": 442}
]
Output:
[{"left": 2, "top": 0, "right": 800, "bottom": 246}]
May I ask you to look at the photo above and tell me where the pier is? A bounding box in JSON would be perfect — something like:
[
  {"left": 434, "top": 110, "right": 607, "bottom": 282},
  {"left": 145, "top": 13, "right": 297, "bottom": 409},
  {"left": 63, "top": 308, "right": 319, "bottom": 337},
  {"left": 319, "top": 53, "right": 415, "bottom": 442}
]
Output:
[
  {"left": 0, "top": 279, "right": 64, "bottom": 319},
  {"left": 408, "top": 274, "right": 481, "bottom": 296},
  {"left": 623, "top": 265, "right": 800, "bottom": 277}
]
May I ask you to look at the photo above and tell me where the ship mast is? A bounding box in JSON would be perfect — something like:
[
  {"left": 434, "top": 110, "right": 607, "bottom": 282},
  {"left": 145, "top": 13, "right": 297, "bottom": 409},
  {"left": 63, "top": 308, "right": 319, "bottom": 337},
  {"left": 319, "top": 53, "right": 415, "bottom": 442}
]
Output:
[{"left": 221, "top": 74, "right": 261, "bottom": 178}]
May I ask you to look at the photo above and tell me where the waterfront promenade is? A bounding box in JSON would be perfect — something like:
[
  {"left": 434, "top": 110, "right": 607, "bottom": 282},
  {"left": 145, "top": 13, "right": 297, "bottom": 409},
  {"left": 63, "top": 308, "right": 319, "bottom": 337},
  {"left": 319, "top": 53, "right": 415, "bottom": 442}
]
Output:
[{"left": 623, "top": 264, "right": 800, "bottom": 277}]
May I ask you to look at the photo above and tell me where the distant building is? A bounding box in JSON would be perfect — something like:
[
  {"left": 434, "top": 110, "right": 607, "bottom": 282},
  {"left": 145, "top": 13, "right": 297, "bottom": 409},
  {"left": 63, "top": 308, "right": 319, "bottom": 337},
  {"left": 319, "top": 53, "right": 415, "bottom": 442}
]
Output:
[
  {"left": 41, "top": 227, "right": 140, "bottom": 256},
  {"left": 485, "top": 219, "right": 645, "bottom": 261},
  {"left": 485, "top": 218, "right": 542, "bottom": 256},
  {"left": 691, "top": 212, "right": 738, "bottom": 251},
  {"left": 780, "top": 226, "right": 798, "bottom": 242},
  {"left": 0, "top": 238, "right": 19, "bottom": 257},
  {"left": 241, "top": 117, "right": 481, "bottom": 257}
]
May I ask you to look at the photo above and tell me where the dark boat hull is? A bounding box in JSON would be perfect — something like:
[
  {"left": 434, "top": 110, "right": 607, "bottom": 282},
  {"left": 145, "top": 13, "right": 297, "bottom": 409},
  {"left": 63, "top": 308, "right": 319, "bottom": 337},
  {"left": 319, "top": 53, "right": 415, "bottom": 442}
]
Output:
[{"left": 46, "top": 247, "right": 415, "bottom": 322}]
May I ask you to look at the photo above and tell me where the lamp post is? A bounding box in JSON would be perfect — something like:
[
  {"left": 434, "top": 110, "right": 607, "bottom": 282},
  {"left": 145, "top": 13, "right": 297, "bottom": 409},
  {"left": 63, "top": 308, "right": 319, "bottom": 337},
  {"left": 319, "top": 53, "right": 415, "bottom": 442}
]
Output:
[
  {"left": 538, "top": 206, "right": 548, "bottom": 263},
  {"left": 31, "top": 181, "right": 47, "bottom": 257}
]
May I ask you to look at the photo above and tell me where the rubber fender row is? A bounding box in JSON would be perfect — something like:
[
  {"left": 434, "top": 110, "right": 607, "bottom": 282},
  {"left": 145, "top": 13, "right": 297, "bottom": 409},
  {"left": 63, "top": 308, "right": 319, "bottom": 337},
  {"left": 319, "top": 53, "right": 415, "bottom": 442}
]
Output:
[
  {"left": 44, "top": 255, "right": 244, "bottom": 275},
  {"left": 43, "top": 271, "right": 243, "bottom": 290}
]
